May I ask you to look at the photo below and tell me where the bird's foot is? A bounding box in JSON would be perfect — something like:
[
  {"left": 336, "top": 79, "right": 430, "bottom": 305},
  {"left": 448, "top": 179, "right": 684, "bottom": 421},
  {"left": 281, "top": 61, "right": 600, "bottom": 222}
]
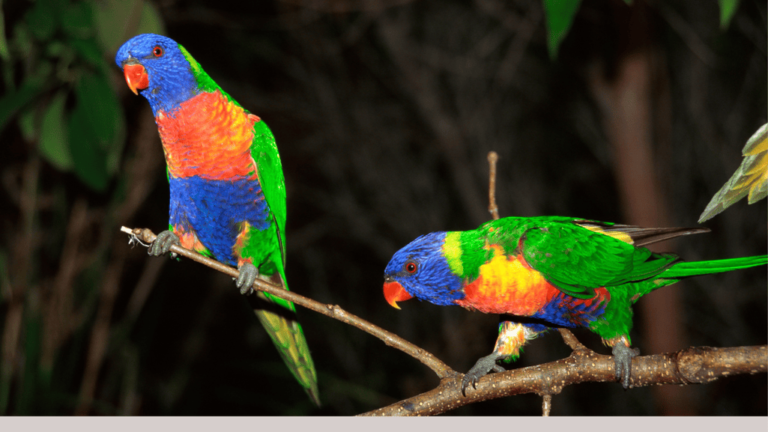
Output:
[
  {"left": 612, "top": 343, "right": 640, "bottom": 389},
  {"left": 461, "top": 352, "right": 506, "bottom": 396},
  {"left": 236, "top": 262, "right": 259, "bottom": 295},
  {"left": 148, "top": 230, "right": 180, "bottom": 259}
]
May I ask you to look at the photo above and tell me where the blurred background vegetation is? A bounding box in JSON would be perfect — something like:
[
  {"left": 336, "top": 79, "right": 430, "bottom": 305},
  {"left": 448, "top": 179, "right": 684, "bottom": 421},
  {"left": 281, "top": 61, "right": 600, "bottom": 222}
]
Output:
[{"left": 0, "top": 0, "right": 765, "bottom": 416}]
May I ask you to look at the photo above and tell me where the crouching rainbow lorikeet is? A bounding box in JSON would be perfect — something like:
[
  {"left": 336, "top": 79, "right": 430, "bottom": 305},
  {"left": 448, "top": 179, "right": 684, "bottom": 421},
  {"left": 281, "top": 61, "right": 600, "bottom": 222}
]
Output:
[
  {"left": 382, "top": 216, "right": 767, "bottom": 392},
  {"left": 116, "top": 34, "right": 319, "bottom": 405}
]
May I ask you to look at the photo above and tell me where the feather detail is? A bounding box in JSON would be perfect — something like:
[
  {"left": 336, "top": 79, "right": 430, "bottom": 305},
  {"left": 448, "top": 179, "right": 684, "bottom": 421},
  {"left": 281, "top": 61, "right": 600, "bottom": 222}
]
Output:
[
  {"left": 172, "top": 223, "right": 209, "bottom": 255},
  {"left": 157, "top": 91, "right": 259, "bottom": 181},
  {"left": 576, "top": 221, "right": 710, "bottom": 247},
  {"left": 455, "top": 247, "right": 559, "bottom": 315},
  {"left": 493, "top": 322, "right": 541, "bottom": 360}
]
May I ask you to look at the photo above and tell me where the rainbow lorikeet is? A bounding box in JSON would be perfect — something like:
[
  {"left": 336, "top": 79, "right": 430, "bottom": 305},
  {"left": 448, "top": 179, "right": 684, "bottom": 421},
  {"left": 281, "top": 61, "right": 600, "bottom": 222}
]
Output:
[
  {"left": 382, "top": 216, "right": 767, "bottom": 391},
  {"left": 115, "top": 34, "right": 319, "bottom": 405}
]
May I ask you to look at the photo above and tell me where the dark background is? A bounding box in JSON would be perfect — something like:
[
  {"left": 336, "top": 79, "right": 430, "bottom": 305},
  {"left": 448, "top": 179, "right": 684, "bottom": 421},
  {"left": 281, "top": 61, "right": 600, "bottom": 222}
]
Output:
[{"left": 0, "top": 0, "right": 765, "bottom": 415}]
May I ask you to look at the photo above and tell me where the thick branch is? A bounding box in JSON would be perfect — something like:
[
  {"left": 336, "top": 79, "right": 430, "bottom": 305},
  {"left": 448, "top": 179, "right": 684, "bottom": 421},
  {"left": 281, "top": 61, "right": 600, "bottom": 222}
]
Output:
[
  {"left": 120, "top": 226, "right": 454, "bottom": 379},
  {"left": 360, "top": 345, "right": 767, "bottom": 416}
]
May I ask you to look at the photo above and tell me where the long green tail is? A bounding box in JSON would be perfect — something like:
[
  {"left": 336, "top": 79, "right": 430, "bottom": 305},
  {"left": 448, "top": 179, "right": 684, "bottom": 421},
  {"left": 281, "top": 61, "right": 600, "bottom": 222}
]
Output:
[
  {"left": 660, "top": 255, "right": 767, "bottom": 279},
  {"left": 251, "top": 271, "right": 320, "bottom": 406}
]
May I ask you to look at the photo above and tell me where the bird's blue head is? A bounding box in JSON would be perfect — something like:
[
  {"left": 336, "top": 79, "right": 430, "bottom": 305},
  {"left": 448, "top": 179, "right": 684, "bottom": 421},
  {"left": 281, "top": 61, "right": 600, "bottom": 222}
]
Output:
[
  {"left": 115, "top": 33, "right": 200, "bottom": 116},
  {"left": 383, "top": 231, "right": 464, "bottom": 308}
]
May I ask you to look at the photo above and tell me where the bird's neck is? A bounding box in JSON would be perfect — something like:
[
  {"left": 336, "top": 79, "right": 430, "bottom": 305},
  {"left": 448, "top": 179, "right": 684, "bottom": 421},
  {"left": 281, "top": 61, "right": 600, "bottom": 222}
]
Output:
[{"left": 141, "top": 72, "right": 199, "bottom": 117}]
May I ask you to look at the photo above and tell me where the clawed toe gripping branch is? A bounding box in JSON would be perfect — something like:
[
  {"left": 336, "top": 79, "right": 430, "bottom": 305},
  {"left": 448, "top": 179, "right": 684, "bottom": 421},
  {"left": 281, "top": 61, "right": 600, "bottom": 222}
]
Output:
[{"left": 119, "top": 151, "right": 767, "bottom": 416}]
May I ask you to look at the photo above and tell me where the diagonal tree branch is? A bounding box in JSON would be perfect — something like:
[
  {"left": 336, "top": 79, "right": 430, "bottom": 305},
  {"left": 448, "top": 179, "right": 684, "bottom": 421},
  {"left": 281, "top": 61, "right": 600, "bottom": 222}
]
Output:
[{"left": 119, "top": 226, "right": 454, "bottom": 379}]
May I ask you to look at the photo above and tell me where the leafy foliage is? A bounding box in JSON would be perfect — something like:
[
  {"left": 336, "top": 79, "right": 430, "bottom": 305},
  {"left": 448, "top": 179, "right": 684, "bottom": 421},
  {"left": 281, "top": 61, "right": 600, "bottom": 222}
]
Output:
[
  {"left": 0, "top": 0, "right": 162, "bottom": 415},
  {"left": 542, "top": 0, "right": 582, "bottom": 59},
  {"left": 0, "top": 0, "right": 162, "bottom": 191},
  {"left": 718, "top": 0, "right": 740, "bottom": 29}
]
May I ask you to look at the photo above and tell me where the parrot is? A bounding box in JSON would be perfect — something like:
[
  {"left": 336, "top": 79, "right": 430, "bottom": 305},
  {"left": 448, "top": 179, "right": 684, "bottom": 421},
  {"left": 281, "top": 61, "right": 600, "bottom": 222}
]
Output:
[
  {"left": 115, "top": 34, "right": 319, "bottom": 405},
  {"left": 699, "top": 123, "right": 768, "bottom": 223},
  {"left": 382, "top": 216, "right": 767, "bottom": 392}
]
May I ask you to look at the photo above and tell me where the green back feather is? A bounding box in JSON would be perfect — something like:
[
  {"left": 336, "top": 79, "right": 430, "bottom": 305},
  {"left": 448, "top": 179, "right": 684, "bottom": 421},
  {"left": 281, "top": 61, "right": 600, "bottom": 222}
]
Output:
[
  {"left": 458, "top": 216, "right": 688, "bottom": 299},
  {"left": 178, "top": 45, "right": 240, "bottom": 107}
]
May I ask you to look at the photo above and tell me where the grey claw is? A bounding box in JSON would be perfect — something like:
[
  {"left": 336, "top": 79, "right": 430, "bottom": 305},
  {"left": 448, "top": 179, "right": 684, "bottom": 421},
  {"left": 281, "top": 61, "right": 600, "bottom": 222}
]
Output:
[
  {"left": 149, "top": 230, "right": 180, "bottom": 257},
  {"left": 461, "top": 353, "right": 505, "bottom": 396},
  {"left": 236, "top": 262, "right": 258, "bottom": 295},
  {"left": 612, "top": 343, "right": 640, "bottom": 389}
]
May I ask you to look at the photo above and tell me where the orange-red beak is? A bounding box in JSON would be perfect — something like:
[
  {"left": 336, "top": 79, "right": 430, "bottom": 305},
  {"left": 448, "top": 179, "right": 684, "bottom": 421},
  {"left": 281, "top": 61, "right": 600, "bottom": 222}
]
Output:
[
  {"left": 383, "top": 281, "right": 413, "bottom": 310},
  {"left": 123, "top": 63, "right": 149, "bottom": 95}
]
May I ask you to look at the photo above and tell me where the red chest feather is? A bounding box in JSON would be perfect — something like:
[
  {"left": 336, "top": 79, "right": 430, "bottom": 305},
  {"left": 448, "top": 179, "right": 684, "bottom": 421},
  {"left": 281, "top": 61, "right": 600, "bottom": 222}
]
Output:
[{"left": 156, "top": 91, "right": 260, "bottom": 181}]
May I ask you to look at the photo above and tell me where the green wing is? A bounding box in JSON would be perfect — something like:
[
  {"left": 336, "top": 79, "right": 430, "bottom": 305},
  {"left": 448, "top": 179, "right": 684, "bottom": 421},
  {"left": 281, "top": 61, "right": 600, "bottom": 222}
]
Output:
[
  {"left": 248, "top": 117, "right": 320, "bottom": 405},
  {"left": 250, "top": 118, "right": 287, "bottom": 265},
  {"left": 517, "top": 221, "right": 679, "bottom": 299}
]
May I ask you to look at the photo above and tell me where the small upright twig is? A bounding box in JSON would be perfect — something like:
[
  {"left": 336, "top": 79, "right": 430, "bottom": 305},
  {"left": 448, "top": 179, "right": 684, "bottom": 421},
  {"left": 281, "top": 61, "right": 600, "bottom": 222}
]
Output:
[
  {"left": 487, "top": 151, "right": 500, "bottom": 220},
  {"left": 558, "top": 328, "right": 588, "bottom": 352},
  {"left": 487, "top": 151, "right": 585, "bottom": 415},
  {"left": 542, "top": 394, "right": 552, "bottom": 416}
]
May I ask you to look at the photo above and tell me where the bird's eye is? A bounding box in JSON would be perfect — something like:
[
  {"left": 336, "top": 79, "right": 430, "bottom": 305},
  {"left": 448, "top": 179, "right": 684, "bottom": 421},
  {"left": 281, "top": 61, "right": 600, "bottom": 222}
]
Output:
[
  {"left": 404, "top": 261, "right": 417, "bottom": 274},
  {"left": 153, "top": 46, "right": 164, "bottom": 57}
]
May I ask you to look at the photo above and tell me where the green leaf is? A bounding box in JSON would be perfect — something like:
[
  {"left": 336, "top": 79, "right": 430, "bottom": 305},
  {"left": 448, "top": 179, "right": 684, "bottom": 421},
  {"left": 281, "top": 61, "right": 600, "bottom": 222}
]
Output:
[
  {"left": 25, "top": 0, "right": 62, "bottom": 41},
  {"left": 0, "top": 80, "right": 46, "bottom": 132},
  {"left": 622, "top": 0, "right": 633, "bottom": 4},
  {"left": 69, "top": 37, "right": 103, "bottom": 67},
  {"left": 543, "top": 0, "right": 582, "bottom": 60},
  {"left": 12, "top": 21, "right": 33, "bottom": 52},
  {"left": 137, "top": 1, "right": 166, "bottom": 36},
  {"left": 75, "top": 72, "right": 122, "bottom": 150},
  {"left": 0, "top": 5, "right": 10, "bottom": 62},
  {"left": 45, "top": 40, "right": 66, "bottom": 58},
  {"left": 17, "top": 108, "right": 37, "bottom": 142},
  {"left": 39, "top": 91, "right": 73, "bottom": 171},
  {"left": 68, "top": 102, "right": 109, "bottom": 191},
  {"left": 61, "top": 0, "right": 94, "bottom": 39},
  {"left": 69, "top": 71, "right": 123, "bottom": 191},
  {"left": 94, "top": 0, "right": 166, "bottom": 54},
  {"left": 75, "top": 71, "right": 126, "bottom": 174},
  {"left": 718, "top": 0, "right": 739, "bottom": 29}
]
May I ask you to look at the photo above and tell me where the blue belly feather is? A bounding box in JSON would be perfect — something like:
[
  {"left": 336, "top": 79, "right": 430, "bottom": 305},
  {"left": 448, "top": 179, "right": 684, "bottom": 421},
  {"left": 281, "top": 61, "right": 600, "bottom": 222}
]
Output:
[{"left": 169, "top": 175, "right": 271, "bottom": 266}]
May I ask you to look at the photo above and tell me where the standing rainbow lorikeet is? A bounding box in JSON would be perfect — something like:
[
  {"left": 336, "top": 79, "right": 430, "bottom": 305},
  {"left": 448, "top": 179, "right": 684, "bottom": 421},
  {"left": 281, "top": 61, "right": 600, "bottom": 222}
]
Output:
[
  {"left": 115, "top": 34, "right": 319, "bottom": 405},
  {"left": 382, "top": 216, "right": 767, "bottom": 392}
]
